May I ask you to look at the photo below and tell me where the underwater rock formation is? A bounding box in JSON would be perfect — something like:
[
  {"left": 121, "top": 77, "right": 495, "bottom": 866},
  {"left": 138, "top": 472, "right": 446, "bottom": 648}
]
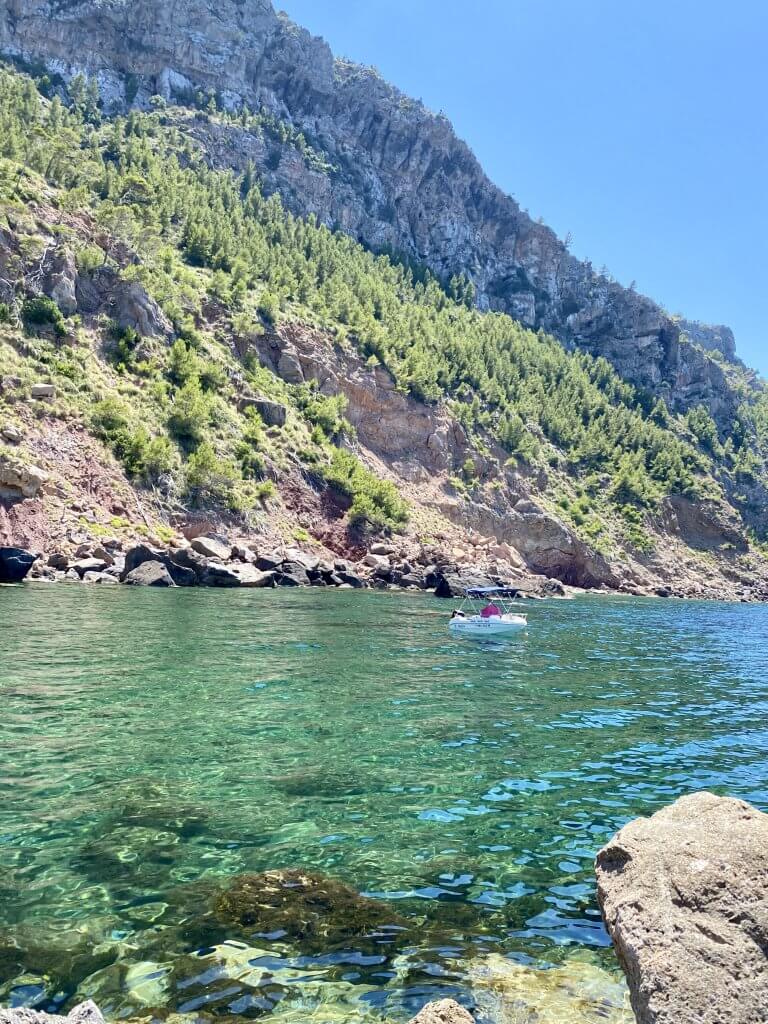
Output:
[
  {"left": 0, "top": 1002, "right": 104, "bottom": 1024},
  {"left": 214, "top": 869, "right": 407, "bottom": 952}
]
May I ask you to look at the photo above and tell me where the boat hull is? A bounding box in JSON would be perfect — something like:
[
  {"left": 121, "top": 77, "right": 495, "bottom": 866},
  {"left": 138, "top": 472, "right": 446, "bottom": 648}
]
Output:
[{"left": 449, "top": 615, "right": 527, "bottom": 636}]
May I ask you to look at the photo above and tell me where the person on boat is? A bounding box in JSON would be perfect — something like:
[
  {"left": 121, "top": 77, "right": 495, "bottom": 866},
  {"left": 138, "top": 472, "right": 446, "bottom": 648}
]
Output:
[
  {"left": 481, "top": 602, "right": 501, "bottom": 618},
  {"left": 451, "top": 609, "right": 465, "bottom": 619}
]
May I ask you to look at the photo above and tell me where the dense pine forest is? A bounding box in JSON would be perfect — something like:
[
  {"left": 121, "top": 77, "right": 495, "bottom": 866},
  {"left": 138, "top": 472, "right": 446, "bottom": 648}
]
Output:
[{"left": 1, "top": 65, "right": 767, "bottom": 550}]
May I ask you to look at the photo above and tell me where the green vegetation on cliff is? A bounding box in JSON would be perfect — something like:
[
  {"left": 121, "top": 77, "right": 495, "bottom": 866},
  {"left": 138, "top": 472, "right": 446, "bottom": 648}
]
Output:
[{"left": 1, "top": 66, "right": 766, "bottom": 544}]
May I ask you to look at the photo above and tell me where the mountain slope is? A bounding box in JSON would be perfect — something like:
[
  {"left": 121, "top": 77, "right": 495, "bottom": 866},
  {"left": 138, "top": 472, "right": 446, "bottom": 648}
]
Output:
[
  {"left": 0, "top": 9, "right": 766, "bottom": 599},
  {"left": 0, "top": 0, "right": 754, "bottom": 426}
]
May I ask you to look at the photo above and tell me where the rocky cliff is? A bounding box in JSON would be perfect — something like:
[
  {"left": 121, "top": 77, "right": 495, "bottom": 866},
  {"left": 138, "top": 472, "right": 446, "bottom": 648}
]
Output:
[{"left": 0, "top": 0, "right": 748, "bottom": 426}]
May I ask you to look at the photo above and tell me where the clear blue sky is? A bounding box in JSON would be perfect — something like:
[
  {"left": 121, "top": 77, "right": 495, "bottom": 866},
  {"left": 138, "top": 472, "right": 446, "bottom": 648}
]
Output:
[{"left": 278, "top": 0, "right": 768, "bottom": 374}]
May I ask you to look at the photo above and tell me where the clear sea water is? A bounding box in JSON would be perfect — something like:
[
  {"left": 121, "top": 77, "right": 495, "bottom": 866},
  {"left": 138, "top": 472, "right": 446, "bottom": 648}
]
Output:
[{"left": 1, "top": 586, "right": 767, "bottom": 1023}]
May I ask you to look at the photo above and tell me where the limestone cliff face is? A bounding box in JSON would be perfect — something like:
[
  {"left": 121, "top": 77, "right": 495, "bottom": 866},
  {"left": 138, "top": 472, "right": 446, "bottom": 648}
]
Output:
[{"left": 0, "top": 0, "right": 743, "bottom": 423}]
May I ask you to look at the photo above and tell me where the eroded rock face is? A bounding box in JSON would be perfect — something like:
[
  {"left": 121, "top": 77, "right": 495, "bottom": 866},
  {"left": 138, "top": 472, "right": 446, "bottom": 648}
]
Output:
[
  {"left": 595, "top": 792, "right": 768, "bottom": 1024},
  {"left": 0, "top": 0, "right": 742, "bottom": 423}
]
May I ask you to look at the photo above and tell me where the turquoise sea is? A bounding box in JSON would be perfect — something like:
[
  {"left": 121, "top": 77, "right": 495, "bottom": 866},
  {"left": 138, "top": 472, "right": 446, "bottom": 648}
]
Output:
[{"left": 1, "top": 586, "right": 767, "bottom": 1022}]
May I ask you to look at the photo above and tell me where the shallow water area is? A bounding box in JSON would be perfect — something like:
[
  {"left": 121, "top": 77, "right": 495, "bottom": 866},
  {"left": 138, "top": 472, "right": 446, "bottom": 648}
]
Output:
[{"left": 1, "top": 586, "right": 767, "bottom": 1021}]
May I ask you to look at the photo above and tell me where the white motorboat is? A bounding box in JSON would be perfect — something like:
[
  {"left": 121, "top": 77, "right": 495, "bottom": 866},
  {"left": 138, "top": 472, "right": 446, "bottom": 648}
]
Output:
[{"left": 448, "top": 586, "right": 528, "bottom": 636}]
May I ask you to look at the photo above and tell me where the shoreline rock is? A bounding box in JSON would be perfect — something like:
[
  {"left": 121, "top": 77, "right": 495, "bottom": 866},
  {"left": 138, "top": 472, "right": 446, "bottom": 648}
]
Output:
[
  {"left": 0, "top": 546, "right": 37, "bottom": 583},
  {"left": 596, "top": 791, "right": 768, "bottom": 1024}
]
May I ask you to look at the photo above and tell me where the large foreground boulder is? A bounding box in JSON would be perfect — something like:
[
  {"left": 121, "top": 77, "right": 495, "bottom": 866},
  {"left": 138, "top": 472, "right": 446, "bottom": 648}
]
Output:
[
  {"left": 0, "top": 546, "right": 37, "bottom": 583},
  {"left": 595, "top": 792, "right": 768, "bottom": 1024}
]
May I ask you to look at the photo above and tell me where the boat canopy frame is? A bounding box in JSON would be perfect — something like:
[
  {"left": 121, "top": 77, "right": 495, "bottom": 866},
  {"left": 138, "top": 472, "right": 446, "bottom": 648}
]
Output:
[
  {"left": 453, "top": 586, "right": 527, "bottom": 619},
  {"left": 464, "top": 586, "right": 522, "bottom": 599}
]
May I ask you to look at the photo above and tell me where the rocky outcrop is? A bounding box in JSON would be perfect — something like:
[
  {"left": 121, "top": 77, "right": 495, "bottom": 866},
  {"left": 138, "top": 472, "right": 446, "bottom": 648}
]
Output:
[
  {"left": 596, "top": 792, "right": 768, "bottom": 1024},
  {"left": 677, "top": 318, "right": 739, "bottom": 363},
  {"left": 408, "top": 1000, "right": 475, "bottom": 1024},
  {"left": 0, "top": 0, "right": 744, "bottom": 423},
  {"left": 0, "top": 545, "right": 37, "bottom": 582}
]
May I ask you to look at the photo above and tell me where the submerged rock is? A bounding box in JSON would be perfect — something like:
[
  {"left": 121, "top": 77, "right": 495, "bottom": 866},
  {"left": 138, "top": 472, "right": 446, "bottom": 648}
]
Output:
[
  {"left": 595, "top": 791, "right": 768, "bottom": 1024},
  {"left": 0, "top": 1003, "right": 104, "bottom": 1024},
  {"left": 468, "top": 953, "right": 632, "bottom": 1024},
  {"left": 214, "top": 869, "right": 406, "bottom": 952},
  {"left": 408, "top": 1000, "right": 475, "bottom": 1024}
]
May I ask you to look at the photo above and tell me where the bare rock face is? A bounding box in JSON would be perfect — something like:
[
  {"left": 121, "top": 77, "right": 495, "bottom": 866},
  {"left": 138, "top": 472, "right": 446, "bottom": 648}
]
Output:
[
  {"left": 0, "top": 0, "right": 742, "bottom": 424},
  {"left": 595, "top": 792, "right": 768, "bottom": 1024},
  {"left": 408, "top": 999, "right": 475, "bottom": 1024}
]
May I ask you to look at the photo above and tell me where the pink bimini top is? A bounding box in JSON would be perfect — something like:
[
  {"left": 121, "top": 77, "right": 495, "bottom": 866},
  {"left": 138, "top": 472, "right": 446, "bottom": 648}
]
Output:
[{"left": 481, "top": 603, "right": 501, "bottom": 618}]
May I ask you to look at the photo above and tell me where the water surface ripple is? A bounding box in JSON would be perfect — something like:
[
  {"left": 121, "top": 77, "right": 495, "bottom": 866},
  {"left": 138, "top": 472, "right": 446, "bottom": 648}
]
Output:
[{"left": 1, "top": 587, "right": 767, "bottom": 1020}]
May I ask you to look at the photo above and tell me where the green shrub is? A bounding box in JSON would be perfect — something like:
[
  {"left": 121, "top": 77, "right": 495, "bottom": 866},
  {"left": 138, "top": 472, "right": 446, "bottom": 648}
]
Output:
[
  {"left": 0, "top": 302, "right": 11, "bottom": 323},
  {"left": 91, "top": 398, "right": 176, "bottom": 483},
  {"left": 296, "top": 385, "right": 351, "bottom": 439},
  {"left": 167, "top": 376, "right": 212, "bottom": 442},
  {"left": 108, "top": 323, "right": 141, "bottom": 372},
  {"left": 184, "top": 440, "right": 240, "bottom": 505},
  {"left": 235, "top": 407, "right": 266, "bottom": 478},
  {"left": 22, "top": 296, "right": 66, "bottom": 337},
  {"left": 324, "top": 448, "right": 408, "bottom": 531}
]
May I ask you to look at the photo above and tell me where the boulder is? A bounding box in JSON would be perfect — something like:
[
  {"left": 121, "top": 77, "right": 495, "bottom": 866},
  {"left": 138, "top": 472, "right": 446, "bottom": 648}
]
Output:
[
  {"left": 237, "top": 394, "right": 287, "bottom": 427},
  {"left": 433, "top": 570, "right": 498, "bottom": 599},
  {"left": 0, "top": 546, "right": 38, "bottom": 583},
  {"left": 278, "top": 560, "right": 310, "bottom": 585},
  {"left": 256, "top": 552, "right": 283, "bottom": 571},
  {"left": 282, "top": 547, "right": 320, "bottom": 572},
  {"left": 123, "top": 560, "right": 176, "bottom": 587},
  {"left": 72, "top": 559, "right": 111, "bottom": 578},
  {"left": 408, "top": 1000, "right": 475, "bottom": 1024},
  {"left": 0, "top": 452, "right": 48, "bottom": 498},
  {"left": 363, "top": 552, "right": 389, "bottom": 568},
  {"left": 0, "top": 1001, "right": 105, "bottom": 1024},
  {"left": 30, "top": 383, "right": 55, "bottom": 399},
  {"left": 83, "top": 571, "right": 119, "bottom": 584},
  {"left": 201, "top": 563, "right": 276, "bottom": 588},
  {"left": 237, "top": 567, "right": 277, "bottom": 589},
  {"left": 400, "top": 573, "right": 425, "bottom": 589},
  {"left": 1, "top": 424, "right": 22, "bottom": 443},
  {"left": 191, "top": 535, "right": 231, "bottom": 561},
  {"left": 168, "top": 545, "right": 209, "bottom": 576},
  {"left": 370, "top": 542, "right": 396, "bottom": 556},
  {"left": 595, "top": 792, "right": 768, "bottom": 1024},
  {"left": 124, "top": 544, "right": 197, "bottom": 586},
  {"left": 335, "top": 570, "right": 366, "bottom": 589},
  {"left": 91, "top": 545, "right": 115, "bottom": 566},
  {"left": 47, "top": 552, "right": 69, "bottom": 571}
]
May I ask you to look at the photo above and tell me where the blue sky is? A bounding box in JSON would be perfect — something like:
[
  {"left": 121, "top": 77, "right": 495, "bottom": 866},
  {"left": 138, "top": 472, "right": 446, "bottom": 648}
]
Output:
[{"left": 278, "top": 0, "right": 767, "bottom": 374}]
